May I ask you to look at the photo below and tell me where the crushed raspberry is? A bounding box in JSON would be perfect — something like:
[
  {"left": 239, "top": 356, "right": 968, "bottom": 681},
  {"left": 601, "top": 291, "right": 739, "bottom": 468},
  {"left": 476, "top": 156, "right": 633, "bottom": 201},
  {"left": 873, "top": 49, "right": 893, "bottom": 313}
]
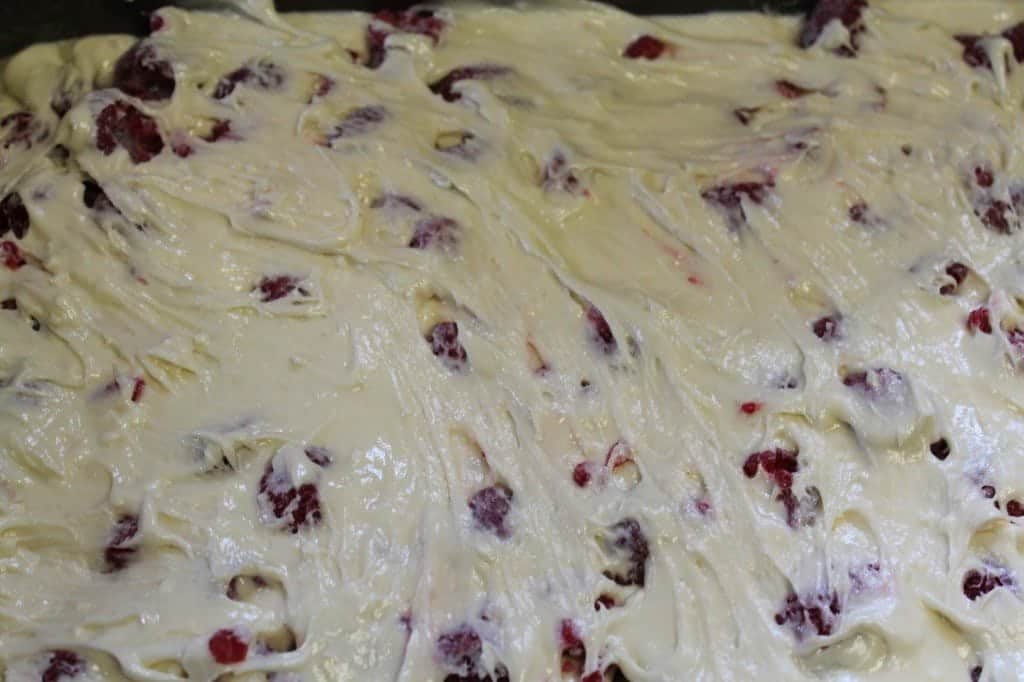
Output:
[
  {"left": 743, "top": 448, "right": 816, "bottom": 527},
  {"left": 573, "top": 462, "right": 593, "bottom": 487},
  {"left": 427, "top": 321, "right": 469, "bottom": 372},
  {"left": 429, "top": 64, "right": 511, "bottom": 103},
  {"left": 973, "top": 165, "right": 994, "bottom": 188},
  {"left": 929, "top": 438, "right": 950, "bottom": 461},
  {"left": 559, "top": 619, "right": 586, "bottom": 675},
  {"left": 601, "top": 518, "right": 650, "bottom": 587},
  {"left": 257, "top": 458, "right": 323, "bottom": 533},
  {"left": 623, "top": 35, "right": 668, "bottom": 60},
  {"left": 41, "top": 650, "right": 85, "bottom": 682},
  {"left": 103, "top": 514, "right": 140, "bottom": 572},
  {"left": 976, "top": 199, "right": 1016, "bottom": 234},
  {"left": 594, "top": 593, "right": 617, "bottom": 610},
  {"left": 130, "top": 378, "right": 146, "bottom": 403},
  {"left": 95, "top": 101, "right": 164, "bottom": 163},
  {"left": 409, "top": 216, "right": 461, "bottom": 252},
  {"left": 112, "top": 42, "right": 176, "bottom": 101},
  {"left": 585, "top": 304, "right": 617, "bottom": 355},
  {"left": 775, "top": 590, "right": 841, "bottom": 640},
  {"left": 775, "top": 79, "right": 815, "bottom": 98},
  {"left": 202, "top": 119, "right": 233, "bottom": 143},
  {"left": 962, "top": 567, "right": 1012, "bottom": 601},
  {"left": 798, "top": 0, "right": 868, "bottom": 56},
  {"left": 2, "top": 241, "right": 26, "bottom": 270},
  {"left": 255, "top": 275, "right": 303, "bottom": 303},
  {"left": 1007, "top": 499, "right": 1024, "bottom": 517},
  {"left": 469, "top": 484, "right": 513, "bottom": 538},
  {"left": 208, "top": 628, "right": 248, "bottom": 664},
  {"left": 970, "top": 665, "right": 983, "bottom": 682},
  {"left": 172, "top": 142, "right": 192, "bottom": 157},
  {"left": 312, "top": 74, "right": 335, "bottom": 99},
  {"left": 981, "top": 485, "right": 996, "bottom": 499},
  {"left": 1, "top": 111, "right": 45, "bottom": 150},
  {"left": 82, "top": 179, "right": 114, "bottom": 211},
  {"left": 213, "top": 60, "right": 285, "bottom": 99},
  {"left": 940, "top": 262, "right": 969, "bottom": 295},
  {"left": 371, "top": 193, "right": 422, "bottom": 211},
  {"left": 149, "top": 12, "right": 165, "bottom": 32},
  {"left": 967, "top": 307, "right": 992, "bottom": 334},
  {"left": 542, "top": 151, "right": 586, "bottom": 195},
  {"left": 733, "top": 107, "right": 760, "bottom": 125},
  {"left": 701, "top": 180, "right": 774, "bottom": 231},
  {"left": 0, "top": 192, "right": 29, "bottom": 240},
  {"left": 435, "top": 624, "right": 509, "bottom": 681},
  {"left": 328, "top": 105, "right": 388, "bottom": 141},
  {"left": 848, "top": 201, "right": 878, "bottom": 225},
  {"left": 304, "top": 445, "right": 332, "bottom": 467},
  {"left": 956, "top": 22, "right": 1024, "bottom": 70},
  {"left": 842, "top": 367, "right": 904, "bottom": 398},
  {"left": 365, "top": 8, "right": 447, "bottom": 69},
  {"left": 740, "top": 401, "right": 763, "bottom": 415},
  {"left": 1, "top": 298, "right": 16, "bottom": 310},
  {"left": 812, "top": 314, "right": 842, "bottom": 341}
]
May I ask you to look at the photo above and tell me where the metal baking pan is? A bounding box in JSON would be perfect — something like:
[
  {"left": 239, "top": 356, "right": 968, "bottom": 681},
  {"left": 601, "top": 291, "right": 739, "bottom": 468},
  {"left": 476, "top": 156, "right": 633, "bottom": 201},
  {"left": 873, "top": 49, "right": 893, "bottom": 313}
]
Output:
[{"left": 3, "top": 1, "right": 813, "bottom": 57}]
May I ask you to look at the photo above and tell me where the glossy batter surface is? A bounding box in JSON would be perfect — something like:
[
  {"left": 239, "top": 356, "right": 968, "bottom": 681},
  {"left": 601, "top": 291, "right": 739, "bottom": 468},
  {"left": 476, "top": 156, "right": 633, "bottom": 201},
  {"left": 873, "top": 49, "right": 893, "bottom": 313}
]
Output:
[{"left": 1, "top": 1, "right": 1024, "bottom": 680}]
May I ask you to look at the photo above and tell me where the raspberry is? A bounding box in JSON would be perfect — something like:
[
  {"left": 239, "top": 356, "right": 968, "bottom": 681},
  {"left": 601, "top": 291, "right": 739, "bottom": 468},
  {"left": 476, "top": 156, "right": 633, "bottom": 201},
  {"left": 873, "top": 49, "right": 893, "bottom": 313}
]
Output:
[
  {"left": 41, "top": 650, "right": 84, "bottom": 682},
  {"left": 208, "top": 628, "right": 248, "bottom": 664},
  {"left": 95, "top": 101, "right": 164, "bottom": 163},
  {"left": 775, "top": 590, "right": 841, "bottom": 640},
  {"left": 623, "top": 35, "right": 668, "bottom": 60},
  {"left": 798, "top": 0, "right": 868, "bottom": 56},
  {"left": 0, "top": 192, "right": 29, "bottom": 239},
  {"left": 468, "top": 484, "right": 513, "bottom": 538},
  {"left": 601, "top": 518, "right": 650, "bottom": 587},
  {"left": 213, "top": 60, "right": 285, "bottom": 99},
  {"left": 427, "top": 321, "right": 469, "bottom": 372},
  {"left": 112, "top": 42, "right": 175, "bottom": 101}
]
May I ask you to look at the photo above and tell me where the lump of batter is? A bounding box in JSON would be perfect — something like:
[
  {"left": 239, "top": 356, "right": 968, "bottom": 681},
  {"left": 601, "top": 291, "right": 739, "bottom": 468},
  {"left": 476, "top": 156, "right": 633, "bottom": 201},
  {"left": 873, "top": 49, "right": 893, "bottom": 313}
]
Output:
[{"left": 1, "top": 0, "right": 1024, "bottom": 680}]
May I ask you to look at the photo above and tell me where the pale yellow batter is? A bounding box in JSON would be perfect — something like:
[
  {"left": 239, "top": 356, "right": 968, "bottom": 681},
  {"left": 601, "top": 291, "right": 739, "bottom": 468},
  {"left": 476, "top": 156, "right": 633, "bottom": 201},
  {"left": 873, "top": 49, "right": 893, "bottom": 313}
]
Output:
[{"left": 1, "top": 1, "right": 1024, "bottom": 680}]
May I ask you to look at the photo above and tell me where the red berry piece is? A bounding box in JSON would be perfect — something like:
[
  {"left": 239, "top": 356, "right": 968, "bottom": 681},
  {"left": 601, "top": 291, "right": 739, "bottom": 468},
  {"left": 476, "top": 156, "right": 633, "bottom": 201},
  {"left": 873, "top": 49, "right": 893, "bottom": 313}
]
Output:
[
  {"left": 103, "top": 513, "right": 140, "bottom": 572},
  {"left": 962, "top": 567, "right": 1012, "bottom": 601},
  {"left": 1, "top": 111, "right": 45, "bottom": 150},
  {"left": 41, "top": 650, "right": 85, "bottom": 682},
  {"left": 130, "top": 378, "right": 146, "bottom": 403},
  {"left": 469, "top": 484, "right": 513, "bottom": 538},
  {"left": 0, "top": 192, "right": 29, "bottom": 240},
  {"left": 436, "top": 624, "right": 510, "bottom": 681},
  {"left": 798, "top": 0, "right": 868, "bottom": 56},
  {"left": 812, "top": 314, "right": 842, "bottom": 341},
  {"left": 585, "top": 304, "right": 617, "bottom": 355},
  {"left": 304, "top": 445, "right": 332, "bottom": 467},
  {"left": 573, "top": 461, "right": 594, "bottom": 487},
  {"left": 365, "top": 8, "right": 447, "bottom": 69},
  {"left": 955, "top": 35, "right": 990, "bottom": 69},
  {"left": 976, "top": 199, "right": 1017, "bottom": 234},
  {"left": 149, "top": 12, "right": 166, "bottom": 32},
  {"left": 202, "top": 119, "right": 233, "bottom": 143},
  {"left": 112, "top": 42, "right": 175, "bottom": 102},
  {"left": 940, "top": 262, "right": 969, "bottom": 295},
  {"left": 775, "top": 79, "right": 815, "bottom": 98},
  {"left": 82, "top": 179, "right": 114, "bottom": 211},
  {"left": 257, "top": 457, "right": 323, "bottom": 533},
  {"left": 733, "top": 107, "right": 760, "bottom": 125},
  {"left": 542, "top": 151, "right": 586, "bottom": 196},
  {"left": 967, "top": 307, "right": 992, "bottom": 334},
  {"left": 1007, "top": 499, "right": 1024, "bottom": 517},
  {"left": 1004, "top": 22, "right": 1024, "bottom": 62},
  {"left": 409, "top": 216, "right": 461, "bottom": 252},
  {"left": 213, "top": 60, "right": 285, "bottom": 99},
  {"left": 328, "top": 105, "right": 388, "bottom": 141},
  {"left": 95, "top": 101, "right": 164, "bottom": 163},
  {"left": 701, "top": 180, "right": 774, "bottom": 231},
  {"left": 429, "top": 64, "right": 511, "bottom": 103},
  {"left": 427, "top": 321, "right": 469, "bottom": 372},
  {"left": 973, "top": 165, "right": 994, "bottom": 188},
  {"left": 208, "top": 628, "right": 248, "bottom": 664},
  {"left": 970, "top": 665, "right": 983, "bottom": 682},
  {"left": 740, "top": 401, "right": 763, "bottom": 415},
  {"left": 842, "top": 367, "right": 904, "bottom": 398},
  {"left": 559, "top": 619, "right": 586, "bottom": 675},
  {"left": 623, "top": 34, "right": 668, "bottom": 60},
  {"left": 981, "top": 485, "right": 996, "bottom": 499},
  {"left": 594, "top": 593, "right": 617, "bottom": 610},
  {"left": 1, "top": 297, "right": 16, "bottom": 310},
  {"left": 601, "top": 518, "right": 650, "bottom": 587},
  {"left": 848, "top": 201, "right": 880, "bottom": 225},
  {"left": 2, "top": 240, "right": 26, "bottom": 270},
  {"left": 312, "top": 74, "right": 335, "bottom": 99},
  {"left": 929, "top": 438, "right": 950, "bottom": 461},
  {"left": 774, "top": 590, "right": 841, "bottom": 640},
  {"left": 254, "top": 274, "right": 304, "bottom": 303},
  {"left": 371, "top": 193, "right": 422, "bottom": 211}
]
